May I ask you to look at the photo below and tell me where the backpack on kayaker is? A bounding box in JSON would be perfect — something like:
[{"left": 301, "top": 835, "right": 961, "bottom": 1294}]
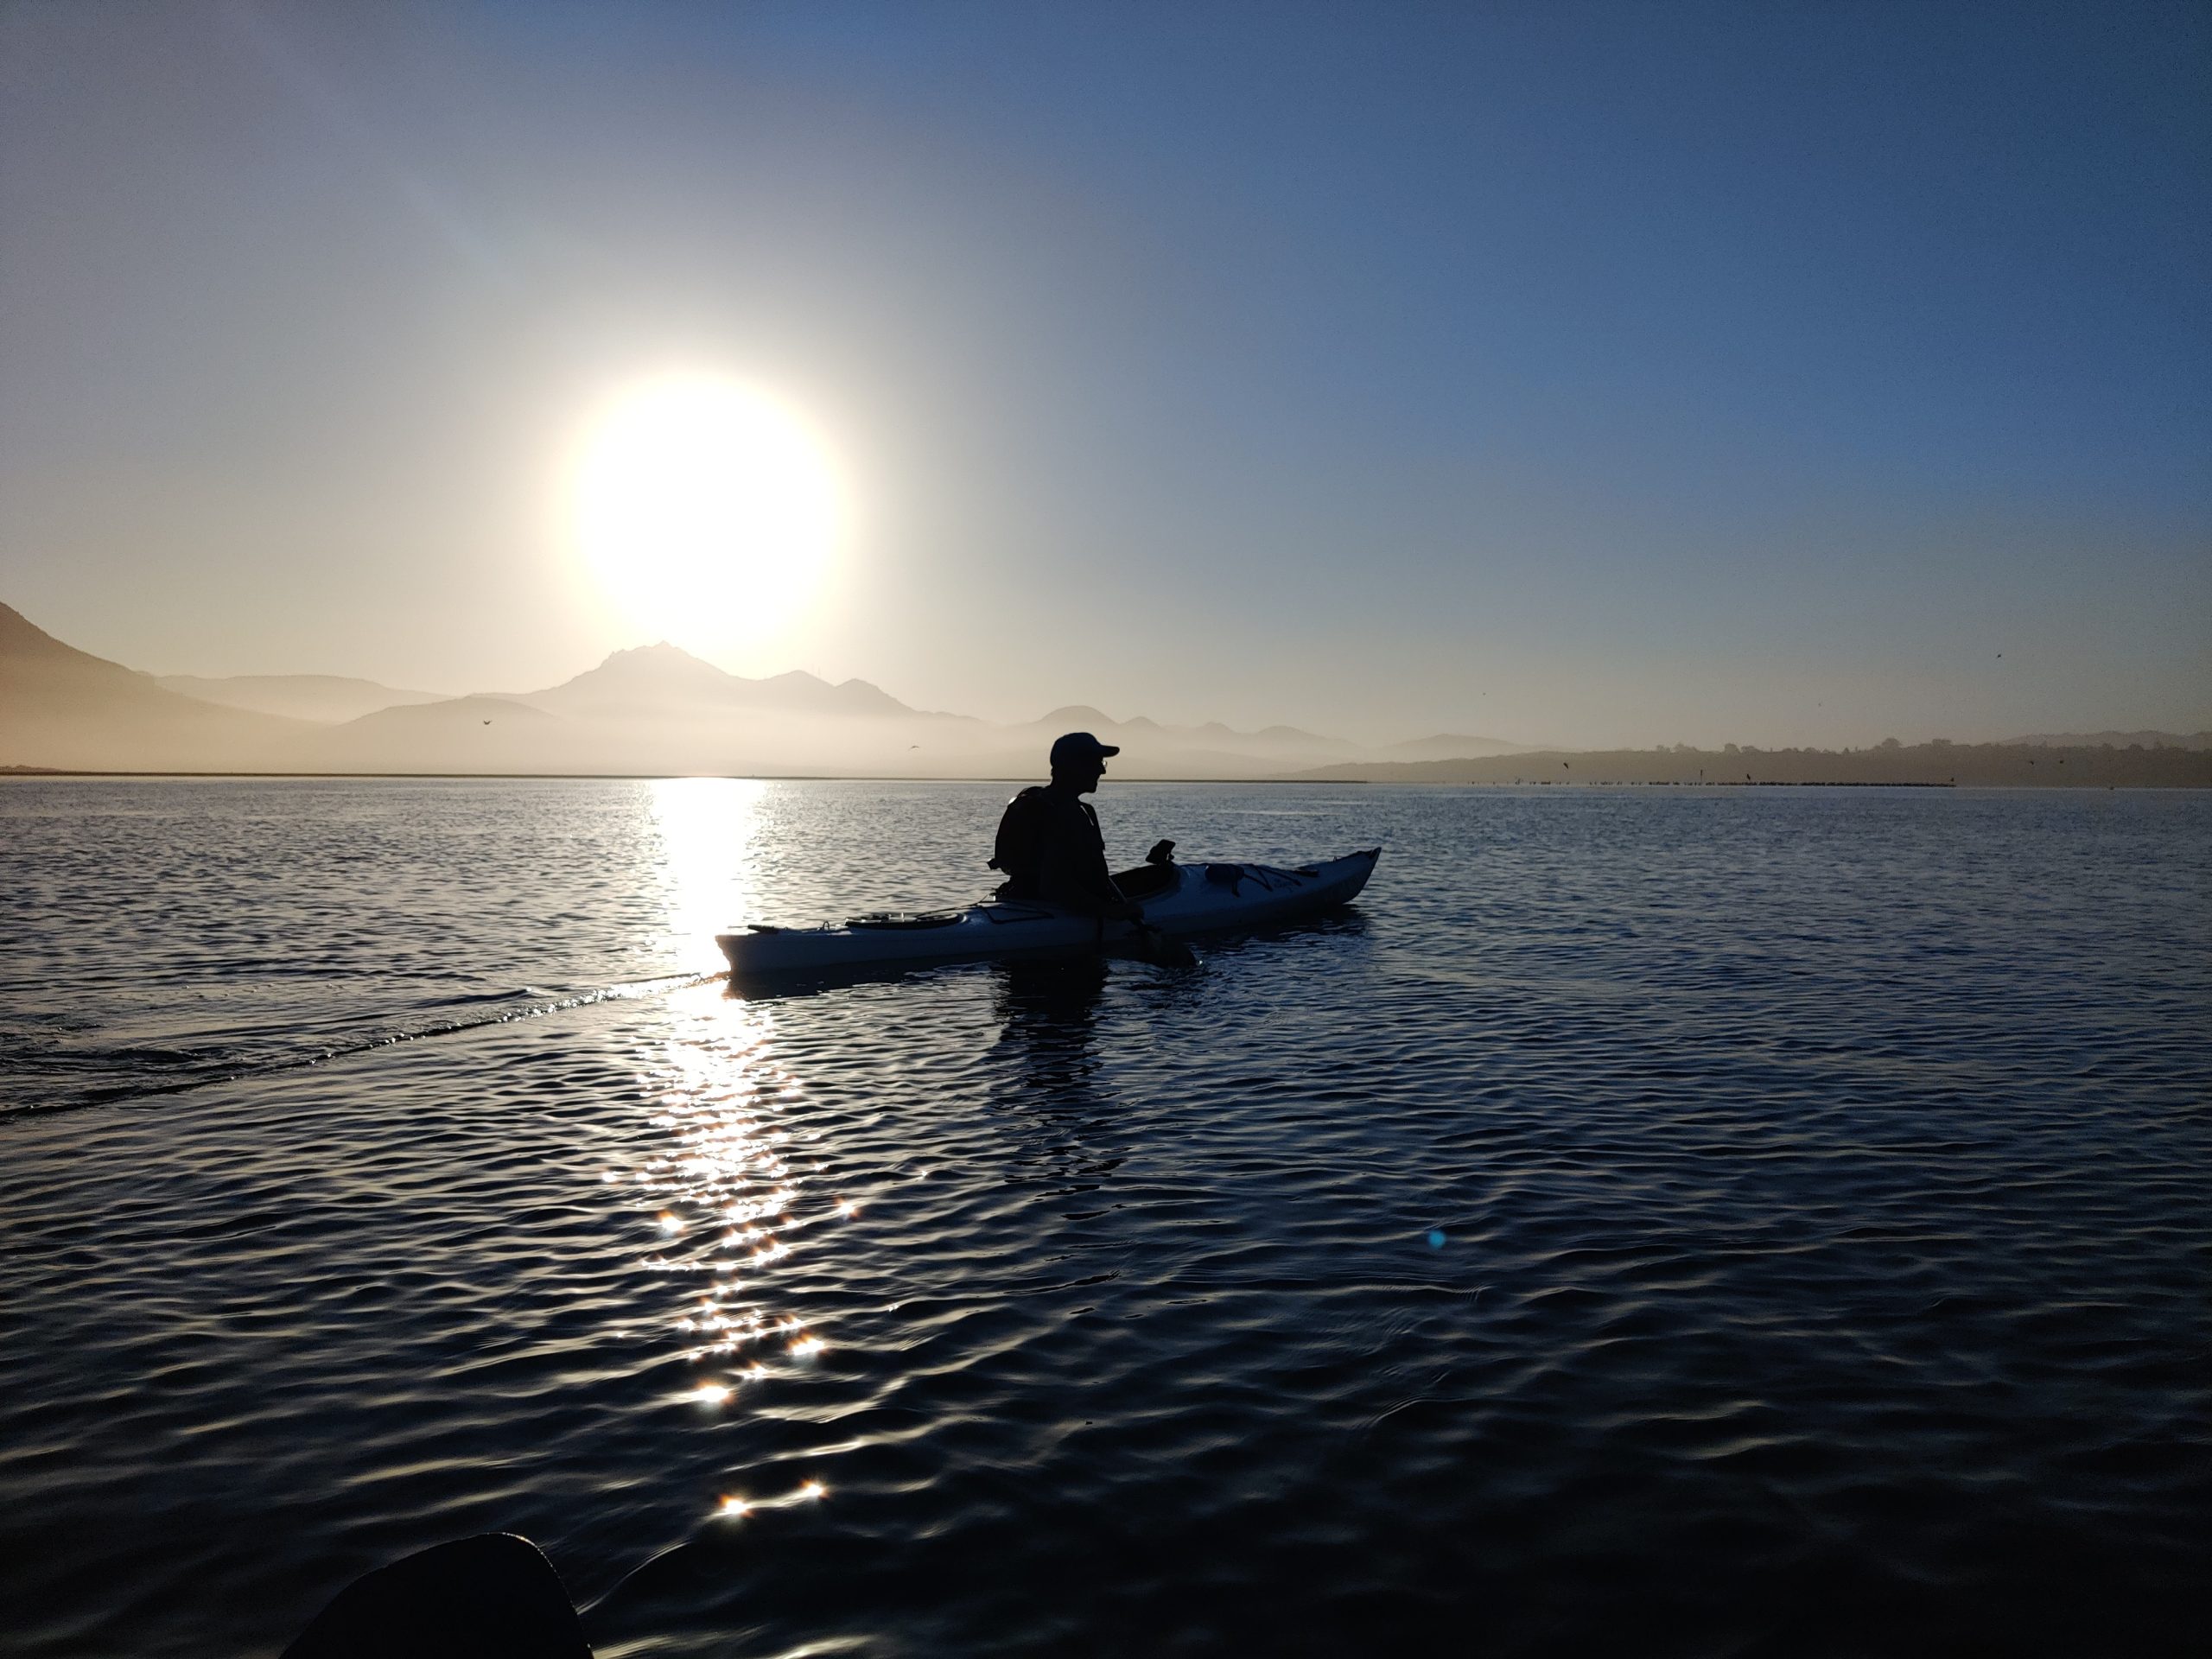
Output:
[{"left": 988, "top": 786, "right": 1050, "bottom": 899}]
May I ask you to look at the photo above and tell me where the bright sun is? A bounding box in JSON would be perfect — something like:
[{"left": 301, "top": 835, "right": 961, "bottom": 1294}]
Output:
[{"left": 571, "top": 374, "right": 848, "bottom": 655}]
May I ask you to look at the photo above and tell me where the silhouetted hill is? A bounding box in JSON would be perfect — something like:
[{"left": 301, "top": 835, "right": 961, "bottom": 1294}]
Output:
[
  {"left": 524, "top": 642, "right": 912, "bottom": 719},
  {"left": 1, "top": 601, "right": 1385, "bottom": 773},
  {"left": 753, "top": 670, "right": 912, "bottom": 719},
  {"left": 156, "top": 672, "right": 445, "bottom": 723},
  {"left": 1, "top": 601, "right": 303, "bottom": 769},
  {"left": 1290, "top": 742, "right": 2212, "bottom": 788},
  {"left": 1382, "top": 732, "right": 1534, "bottom": 760},
  {"left": 334, "top": 695, "right": 559, "bottom": 734},
  {"left": 2, "top": 601, "right": 163, "bottom": 714},
  {"left": 1038, "top": 703, "right": 1115, "bottom": 730}
]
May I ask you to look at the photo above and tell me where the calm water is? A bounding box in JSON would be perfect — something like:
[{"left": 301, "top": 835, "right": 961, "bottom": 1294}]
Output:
[{"left": 1, "top": 779, "right": 2206, "bottom": 1657}]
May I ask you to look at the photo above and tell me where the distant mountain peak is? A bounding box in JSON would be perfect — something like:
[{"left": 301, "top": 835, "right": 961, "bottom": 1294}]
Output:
[
  {"left": 567, "top": 641, "right": 738, "bottom": 683},
  {"left": 524, "top": 641, "right": 915, "bottom": 720},
  {"left": 600, "top": 639, "right": 718, "bottom": 669}
]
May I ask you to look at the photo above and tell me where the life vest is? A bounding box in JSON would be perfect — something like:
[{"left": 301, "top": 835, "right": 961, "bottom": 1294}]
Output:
[{"left": 988, "top": 786, "right": 1050, "bottom": 897}]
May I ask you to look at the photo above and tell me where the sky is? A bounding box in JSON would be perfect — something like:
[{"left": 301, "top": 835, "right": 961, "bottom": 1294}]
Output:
[{"left": 2, "top": 0, "right": 2207, "bottom": 748}]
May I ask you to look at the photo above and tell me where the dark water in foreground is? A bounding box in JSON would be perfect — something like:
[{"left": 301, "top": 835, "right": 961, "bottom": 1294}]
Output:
[{"left": 1, "top": 779, "right": 2207, "bottom": 1657}]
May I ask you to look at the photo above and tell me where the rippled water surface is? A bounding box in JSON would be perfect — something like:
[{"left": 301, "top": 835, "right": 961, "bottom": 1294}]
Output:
[{"left": 2, "top": 779, "right": 2207, "bottom": 1657}]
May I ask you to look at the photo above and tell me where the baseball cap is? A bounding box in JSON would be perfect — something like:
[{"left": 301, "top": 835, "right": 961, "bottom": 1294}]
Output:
[{"left": 1049, "top": 731, "right": 1120, "bottom": 768}]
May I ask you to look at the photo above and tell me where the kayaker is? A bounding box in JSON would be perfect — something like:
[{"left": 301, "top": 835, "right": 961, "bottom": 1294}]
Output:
[{"left": 990, "top": 732, "right": 1143, "bottom": 920}]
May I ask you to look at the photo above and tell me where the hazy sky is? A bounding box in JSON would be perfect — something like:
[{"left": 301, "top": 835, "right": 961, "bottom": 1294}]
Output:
[{"left": 3, "top": 0, "right": 2207, "bottom": 747}]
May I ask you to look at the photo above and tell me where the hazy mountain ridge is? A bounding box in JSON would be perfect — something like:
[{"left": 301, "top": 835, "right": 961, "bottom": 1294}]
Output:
[
  {"left": 9, "top": 602, "right": 2202, "bottom": 782},
  {"left": 1, "top": 603, "right": 309, "bottom": 769},
  {"left": 323, "top": 640, "right": 1422, "bottom": 774},
  {"left": 1381, "top": 732, "right": 1533, "bottom": 760},
  {"left": 509, "top": 641, "right": 912, "bottom": 721},
  {"left": 152, "top": 673, "right": 447, "bottom": 723},
  {"left": 3, "top": 604, "right": 1398, "bottom": 776}
]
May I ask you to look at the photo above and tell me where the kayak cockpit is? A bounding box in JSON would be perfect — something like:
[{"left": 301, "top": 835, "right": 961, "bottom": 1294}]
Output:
[{"left": 1109, "top": 861, "right": 1185, "bottom": 901}]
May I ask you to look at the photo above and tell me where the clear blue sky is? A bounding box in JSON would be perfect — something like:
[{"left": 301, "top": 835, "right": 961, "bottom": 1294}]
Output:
[{"left": 3, "top": 0, "right": 2206, "bottom": 745}]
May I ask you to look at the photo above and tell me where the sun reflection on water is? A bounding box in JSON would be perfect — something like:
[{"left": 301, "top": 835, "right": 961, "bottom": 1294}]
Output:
[
  {"left": 607, "top": 988, "right": 857, "bottom": 1519},
  {"left": 646, "top": 777, "right": 767, "bottom": 972},
  {"left": 604, "top": 792, "right": 866, "bottom": 1509}
]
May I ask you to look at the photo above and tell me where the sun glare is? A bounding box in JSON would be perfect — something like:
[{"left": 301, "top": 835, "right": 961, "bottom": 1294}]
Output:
[{"left": 572, "top": 374, "right": 848, "bottom": 655}]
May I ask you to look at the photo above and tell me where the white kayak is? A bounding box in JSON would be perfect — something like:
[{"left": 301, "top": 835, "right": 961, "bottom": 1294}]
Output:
[{"left": 716, "top": 848, "right": 1381, "bottom": 978}]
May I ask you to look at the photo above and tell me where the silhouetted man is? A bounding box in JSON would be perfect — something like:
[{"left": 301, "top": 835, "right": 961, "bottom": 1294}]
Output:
[{"left": 989, "top": 732, "right": 1142, "bottom": 920}]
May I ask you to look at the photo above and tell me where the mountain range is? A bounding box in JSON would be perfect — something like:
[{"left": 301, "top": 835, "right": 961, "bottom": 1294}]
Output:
[
  {"left": 1, "top": 602, "right": 1526, "bottom": 778},
  {"left": 5, "top": 601, "right": 2202, "bottom": 781},
  {"left": 152, "top": 673, "right": 447, "bottom": 723}
]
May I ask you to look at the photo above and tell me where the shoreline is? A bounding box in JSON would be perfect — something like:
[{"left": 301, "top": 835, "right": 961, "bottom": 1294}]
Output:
[{"left": 4, "top": 769, "right": 2205, "bottom": 789}]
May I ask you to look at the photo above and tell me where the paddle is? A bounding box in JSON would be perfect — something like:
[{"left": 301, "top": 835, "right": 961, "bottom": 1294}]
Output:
[
  {"left": 1121, "top": 918, "right": 1196, "bottom": 969},
  {"left": 1120, "top": 837, "right": 1196, "bottom": 966}
]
